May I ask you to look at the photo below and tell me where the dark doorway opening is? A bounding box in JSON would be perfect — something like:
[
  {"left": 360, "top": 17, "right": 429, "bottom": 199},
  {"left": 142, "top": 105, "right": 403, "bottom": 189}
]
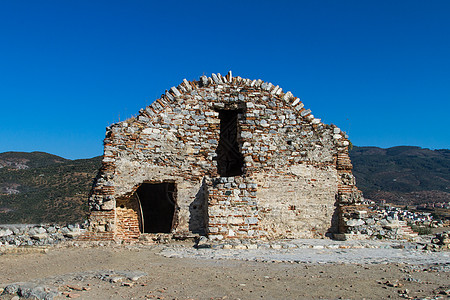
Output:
[
  {"left": 216, "top": 110, "right": 244, "bottom": 177},
  {"left": 135, "top": 182, "right": 177, "bottom": 233}
]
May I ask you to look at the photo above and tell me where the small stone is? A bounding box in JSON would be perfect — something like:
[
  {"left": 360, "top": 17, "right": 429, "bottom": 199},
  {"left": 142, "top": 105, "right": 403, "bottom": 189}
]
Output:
[
  {"left": 196, "top": 236, "right": 210, "bottom": 248},
  {"left": 300, "top": 109, "right": 311, "bottom": 117},
  {"left": 245, "top": 217, "right": 258, "bottom": 225},
  {"left": 47, "top": 226, "right": 57, "bottom": 234},
  {"left": 170, "top": 86, "right": 181, "bottom": 97},
  {"left": 109, "top": 277, "right": 123, "bottom": 283},
  {"left": 346, "top": 219, "right": 365, "bottom": 227},
  {"left": 227, "top": 70, "right": 232, "bottom": 81},
  {"left": 182, "top": 79, "right": 192, "bottom": 91},
  {"left": 67, "top": 292, "right": 81, "bottom": 298},
  {"left": 201, "top": 75, "right": 208, "bottom": 86},
  {"left": 130, "top": 276, "right": 141, "bottom": 281},
  {"left": 31, "top": 233, "right": 48, "bottom": 240},
  {"left": 241, "top": 131, "right": 252, "bottom": 139},
  {"left": 283, "top": 91, "right": 294, "bottom": 102},
  {"left": 211, "top": 73, "right": 220, "bottom": 83},
  {"left": 122, "top": 282, "right": 134, "bottom": 287}
]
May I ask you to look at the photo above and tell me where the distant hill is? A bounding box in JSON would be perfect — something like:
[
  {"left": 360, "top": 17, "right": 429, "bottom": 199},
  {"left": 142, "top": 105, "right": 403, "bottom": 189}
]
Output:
[
  {"left": 349, "top": 146, "right": 450, "bottom": 205},
  {"left": 0, "top": 151, "right": 68, "bottom": 169},
  {"left": 0, "top": 152, "right": 102, "bottom": 224},
  {"left": 0, "top": 146, "right": 449, "bottom": 224}
]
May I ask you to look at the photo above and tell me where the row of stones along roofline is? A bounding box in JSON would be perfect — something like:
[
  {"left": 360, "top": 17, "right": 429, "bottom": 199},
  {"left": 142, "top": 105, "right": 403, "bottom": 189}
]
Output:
[{"left": 109, "top": 71, "right": 349, "bottom": 143}]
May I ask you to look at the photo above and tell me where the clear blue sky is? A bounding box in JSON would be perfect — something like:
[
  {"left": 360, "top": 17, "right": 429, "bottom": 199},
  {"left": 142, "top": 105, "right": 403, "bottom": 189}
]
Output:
[{"left": 1, "top": 1, "right": 449, "bottom": 159}]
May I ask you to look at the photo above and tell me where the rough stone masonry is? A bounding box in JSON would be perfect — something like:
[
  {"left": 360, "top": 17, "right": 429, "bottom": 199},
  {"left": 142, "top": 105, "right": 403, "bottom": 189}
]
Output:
[{"left": 83, "top": 71, "right": 365, "bottom": 242}]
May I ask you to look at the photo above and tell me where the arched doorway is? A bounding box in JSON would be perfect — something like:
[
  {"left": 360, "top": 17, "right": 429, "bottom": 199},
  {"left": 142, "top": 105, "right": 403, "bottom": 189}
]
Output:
[{"left": 134, "top": 182, "right": 177, "bottom": 233}]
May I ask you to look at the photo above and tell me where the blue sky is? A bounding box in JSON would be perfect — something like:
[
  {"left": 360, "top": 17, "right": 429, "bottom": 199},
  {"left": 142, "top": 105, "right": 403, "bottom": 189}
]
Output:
[{"left": 1, "top": 1, "right": 449, "bottom": 159}]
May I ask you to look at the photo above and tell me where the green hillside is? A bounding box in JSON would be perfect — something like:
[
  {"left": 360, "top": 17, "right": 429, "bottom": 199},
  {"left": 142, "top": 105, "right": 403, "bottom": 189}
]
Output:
[
  {"left": 0, "top": 151, "right": 68, "bottom": 169},
  {"left": 0, "top": 152, "right": 102, "bottom": 224},
  {"left": 349, "top": 146, "right": 450, "bottom": 205}
]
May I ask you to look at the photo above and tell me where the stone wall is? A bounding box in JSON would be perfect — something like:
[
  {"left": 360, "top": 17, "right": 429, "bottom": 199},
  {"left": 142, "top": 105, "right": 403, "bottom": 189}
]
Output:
[
  {"left": 206, "top": 176, "right": 260, "bottom": 240},
  {"left": 86, "top": 72, "right": 363, "bottom": 241},
  {"left": 256, "top": 165, "right": 339, "bottom": 239},
  {"left": 115, "top": 194, "right": 141, "bottom": 240}
]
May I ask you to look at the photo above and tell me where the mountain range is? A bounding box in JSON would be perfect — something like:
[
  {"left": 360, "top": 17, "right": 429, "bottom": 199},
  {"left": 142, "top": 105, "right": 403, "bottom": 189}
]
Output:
[
  {"left": 0, "top": 146, "right": 448, "bottom": 224},
  {"left": 350, "top": 146, "right": 449, "bottom": 205}
]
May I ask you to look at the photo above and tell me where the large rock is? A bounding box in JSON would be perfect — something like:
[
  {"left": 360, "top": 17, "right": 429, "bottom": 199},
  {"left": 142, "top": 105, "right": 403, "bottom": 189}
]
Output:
[
  {"left": 46, "top": 226, "right": 57, "bottom": 233},
  {"left": 196, "top": 236, "right": 211, "bottom": 248},
  {"left": 64, "top": 231, "right": 82, "bottom": 238},
  {"left": 28, "top": 227, "right": 46, "bottom": 235},
  {"left": 346, "top": 219, "right": 365, "bottom": 227},
  {"left": 31, "top": 233, "right": 48, "bottom": 240},
  {"left": 0, "top": 228, "right": 13, "bottom": 237},
  {"left": 382, "top": 220, "right": 400, "bottom": 230}
]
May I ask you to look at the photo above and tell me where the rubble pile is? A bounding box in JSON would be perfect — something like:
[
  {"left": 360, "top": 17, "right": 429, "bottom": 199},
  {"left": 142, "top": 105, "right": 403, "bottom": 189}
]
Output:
[
  {"left": 0, "top": 223, "right": 86, "bottom": 247},
  {"left": 427, "top": 231, "right": 450, "bottom": 250},
  {"left": 337, "top": 208, "right": 419, "bottom": 240}
]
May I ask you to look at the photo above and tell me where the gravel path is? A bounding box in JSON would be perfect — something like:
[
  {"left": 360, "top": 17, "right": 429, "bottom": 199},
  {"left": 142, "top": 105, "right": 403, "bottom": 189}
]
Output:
[{"left": 160, "top": 239, "right": 450, "bottom": 265}]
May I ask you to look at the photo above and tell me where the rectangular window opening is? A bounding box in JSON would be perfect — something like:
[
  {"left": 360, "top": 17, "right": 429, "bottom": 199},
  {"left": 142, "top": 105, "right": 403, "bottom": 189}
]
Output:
[{"left": 216, "top": 109, "right": 244, "bottom": 177}]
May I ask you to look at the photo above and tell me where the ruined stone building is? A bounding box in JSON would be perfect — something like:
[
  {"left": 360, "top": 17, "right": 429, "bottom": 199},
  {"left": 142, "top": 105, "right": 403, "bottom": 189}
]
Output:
[{"left": 85, "top": 72, "right": 363, "bottom": 241}]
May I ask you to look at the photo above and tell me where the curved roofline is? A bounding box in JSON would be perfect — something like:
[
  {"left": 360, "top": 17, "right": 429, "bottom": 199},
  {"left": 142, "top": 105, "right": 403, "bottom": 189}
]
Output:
[
  {"left": 138, "top": 71, "right": 318, "bottom": 121},
  {"left": 114, "top": 71, "right": 347, "bottom": 141}
]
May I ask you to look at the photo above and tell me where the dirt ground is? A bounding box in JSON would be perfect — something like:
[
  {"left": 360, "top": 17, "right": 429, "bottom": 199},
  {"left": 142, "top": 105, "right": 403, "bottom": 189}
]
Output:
[{"left": 0, "top": 242, "right": 449, "bottom": 300}]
